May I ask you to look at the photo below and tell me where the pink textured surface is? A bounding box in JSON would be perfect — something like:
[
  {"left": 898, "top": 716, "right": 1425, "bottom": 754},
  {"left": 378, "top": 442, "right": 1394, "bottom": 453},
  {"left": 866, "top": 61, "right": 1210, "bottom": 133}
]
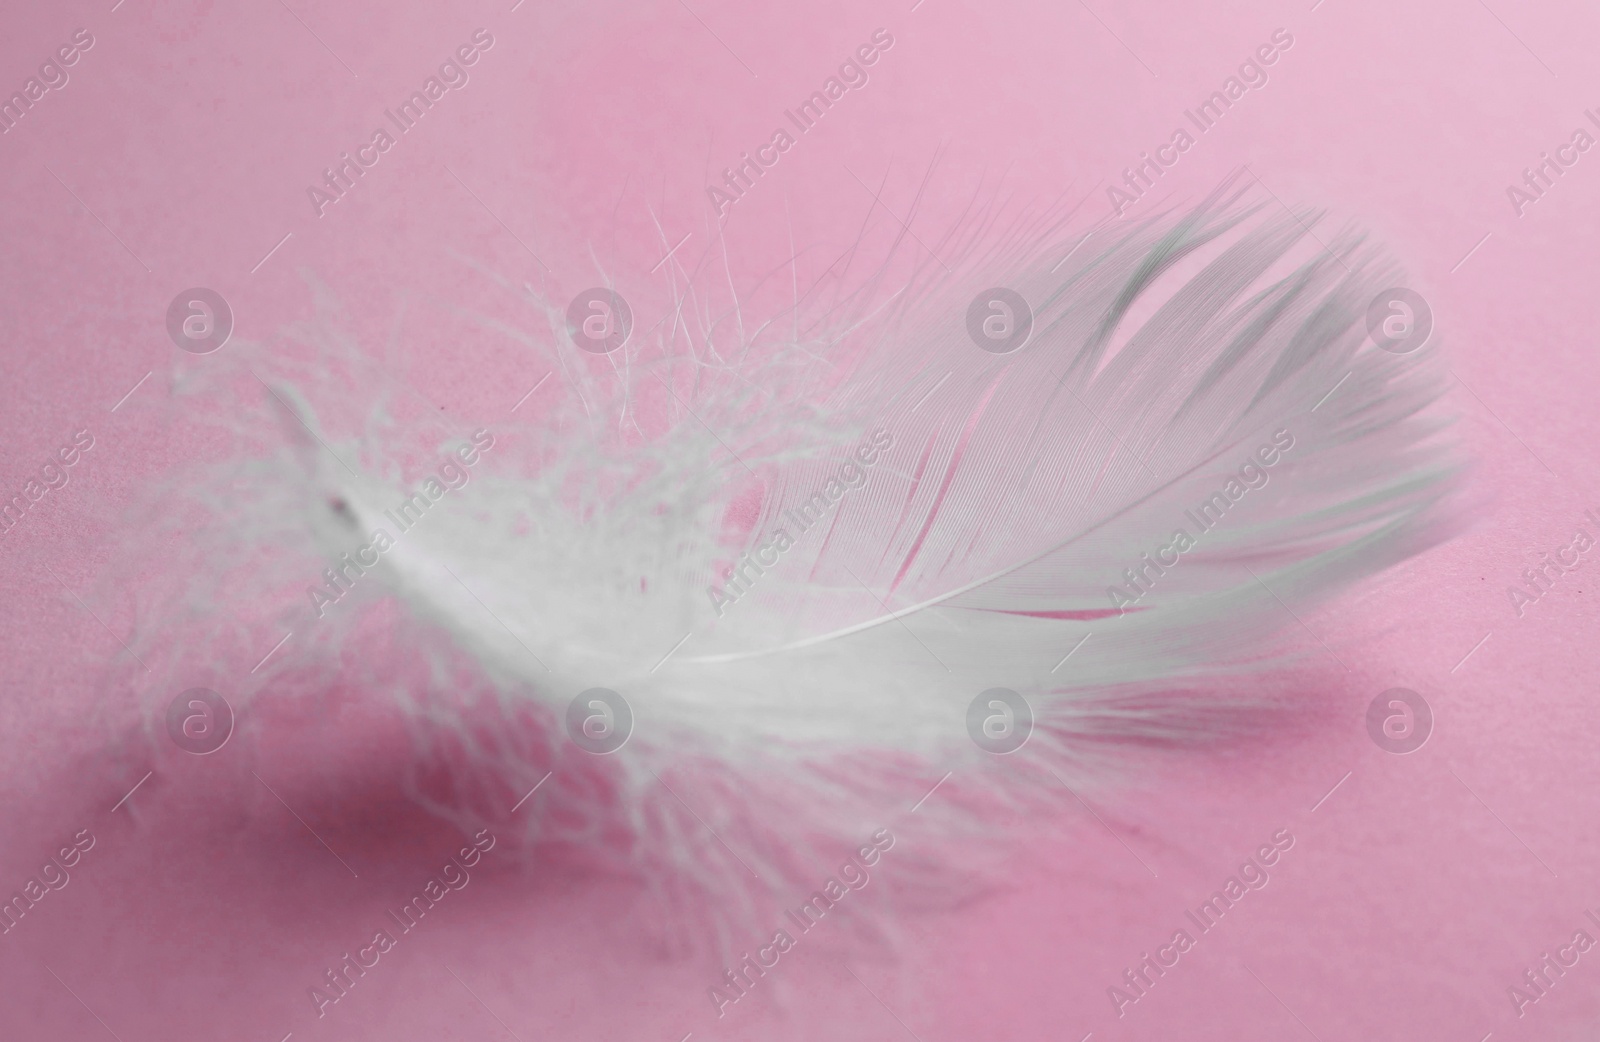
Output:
[{"left": 2, "top": 0, "right": 1599, "bottom": 1040}]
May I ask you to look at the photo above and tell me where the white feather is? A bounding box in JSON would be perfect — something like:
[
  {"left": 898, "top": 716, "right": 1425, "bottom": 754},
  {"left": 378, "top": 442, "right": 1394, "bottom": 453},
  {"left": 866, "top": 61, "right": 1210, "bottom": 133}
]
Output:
[{"left": 107, "top": 175, "right": 1462, "bottom": 945}]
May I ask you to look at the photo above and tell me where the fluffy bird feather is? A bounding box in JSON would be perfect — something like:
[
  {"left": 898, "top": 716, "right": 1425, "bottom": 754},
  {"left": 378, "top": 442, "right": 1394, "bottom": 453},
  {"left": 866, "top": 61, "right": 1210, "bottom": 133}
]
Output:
[{"left": 107, "top": 175, "right": 1460, "bottom": 947}]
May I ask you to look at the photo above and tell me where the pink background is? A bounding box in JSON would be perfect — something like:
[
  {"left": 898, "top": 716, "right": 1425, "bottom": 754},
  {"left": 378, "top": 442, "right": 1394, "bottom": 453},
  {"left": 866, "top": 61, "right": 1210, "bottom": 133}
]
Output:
[{"left": 3, "top": 0, "right": 1600, "bottom": 1039}]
